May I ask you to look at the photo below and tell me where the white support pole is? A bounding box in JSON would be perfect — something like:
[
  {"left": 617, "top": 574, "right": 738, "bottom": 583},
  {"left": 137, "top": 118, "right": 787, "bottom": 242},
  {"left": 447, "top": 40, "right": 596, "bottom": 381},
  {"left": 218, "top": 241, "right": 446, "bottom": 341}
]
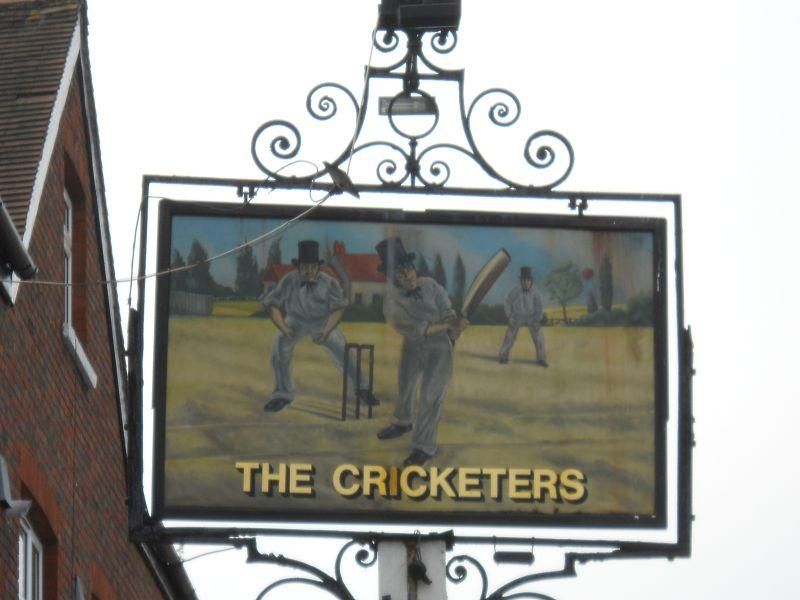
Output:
[
  {"left": 378, "top": 540, "right": 448, "bottom": 600},
  {"left": 378, "top": 541, "right": 408, "bottom": 600},
  {"left": 416, "top": 540, "right": 448, "bottom": 600}
]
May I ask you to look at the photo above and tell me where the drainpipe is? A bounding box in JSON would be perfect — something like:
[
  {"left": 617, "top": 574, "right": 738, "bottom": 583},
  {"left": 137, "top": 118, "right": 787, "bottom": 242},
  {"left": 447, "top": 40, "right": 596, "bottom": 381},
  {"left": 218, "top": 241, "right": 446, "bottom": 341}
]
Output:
[{"left": 0, "top": 196, "right": 37, "bottom": 280}]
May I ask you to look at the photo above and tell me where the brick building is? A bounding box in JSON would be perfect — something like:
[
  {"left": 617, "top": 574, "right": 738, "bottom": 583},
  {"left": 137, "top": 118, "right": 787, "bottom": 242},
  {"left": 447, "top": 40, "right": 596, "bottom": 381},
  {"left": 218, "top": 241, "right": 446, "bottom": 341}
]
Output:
[{"left": 0, "top": 1, "right": 195, "bottom": 598}]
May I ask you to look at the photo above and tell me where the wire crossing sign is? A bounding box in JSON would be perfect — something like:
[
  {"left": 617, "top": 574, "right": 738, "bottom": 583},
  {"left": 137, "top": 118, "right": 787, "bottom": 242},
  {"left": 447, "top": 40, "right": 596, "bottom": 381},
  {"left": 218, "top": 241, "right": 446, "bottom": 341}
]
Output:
[{"left": 148, "top": 195, "right": 685, "bottom": 539}]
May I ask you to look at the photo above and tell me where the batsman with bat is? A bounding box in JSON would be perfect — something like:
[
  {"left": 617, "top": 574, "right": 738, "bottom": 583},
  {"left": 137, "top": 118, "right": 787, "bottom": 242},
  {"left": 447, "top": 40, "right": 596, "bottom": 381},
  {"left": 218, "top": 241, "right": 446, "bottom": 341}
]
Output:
[{"left": 375, "top": 237, "right": 509, "bottom": 467}]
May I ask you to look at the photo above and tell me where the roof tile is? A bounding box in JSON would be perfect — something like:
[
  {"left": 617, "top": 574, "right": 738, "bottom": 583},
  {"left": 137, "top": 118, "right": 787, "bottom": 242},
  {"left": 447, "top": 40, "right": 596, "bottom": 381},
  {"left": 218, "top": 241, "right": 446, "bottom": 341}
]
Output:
[{"left": 0, "top": 0, "right": 79, "bottom": 236}]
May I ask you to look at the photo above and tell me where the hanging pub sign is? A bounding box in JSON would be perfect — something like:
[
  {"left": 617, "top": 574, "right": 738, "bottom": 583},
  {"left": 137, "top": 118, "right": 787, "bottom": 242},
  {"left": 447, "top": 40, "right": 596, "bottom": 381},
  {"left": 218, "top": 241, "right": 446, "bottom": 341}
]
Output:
[{"left": 151, "top": 199, "right": 671, "bottom": 528}]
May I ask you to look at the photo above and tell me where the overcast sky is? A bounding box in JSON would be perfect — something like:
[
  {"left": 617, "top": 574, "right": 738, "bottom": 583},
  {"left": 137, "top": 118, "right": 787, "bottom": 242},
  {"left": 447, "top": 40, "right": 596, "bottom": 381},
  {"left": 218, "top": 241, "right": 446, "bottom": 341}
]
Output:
[{"left": 86, "top": 1, "right": 800, "bottom": 598}]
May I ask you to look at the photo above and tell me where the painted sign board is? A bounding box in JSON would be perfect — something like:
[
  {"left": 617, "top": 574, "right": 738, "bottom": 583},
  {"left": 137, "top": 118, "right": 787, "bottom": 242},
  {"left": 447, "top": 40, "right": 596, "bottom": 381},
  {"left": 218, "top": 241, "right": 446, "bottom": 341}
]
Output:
[{"left": 152, "top": 201, "right": 669, "bottom": 528}]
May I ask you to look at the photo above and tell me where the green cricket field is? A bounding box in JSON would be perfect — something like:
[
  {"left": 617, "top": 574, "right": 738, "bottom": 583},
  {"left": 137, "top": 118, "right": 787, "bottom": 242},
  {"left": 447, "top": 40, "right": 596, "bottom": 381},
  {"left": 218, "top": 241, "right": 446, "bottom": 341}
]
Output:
[{"left": 161, "top": 313, "right": 657, "bottom": 522}]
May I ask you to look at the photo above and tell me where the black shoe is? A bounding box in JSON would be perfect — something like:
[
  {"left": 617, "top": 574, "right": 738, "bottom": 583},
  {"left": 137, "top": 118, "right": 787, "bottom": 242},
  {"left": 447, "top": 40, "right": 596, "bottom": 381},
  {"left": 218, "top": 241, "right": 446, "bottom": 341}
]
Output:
[
  {"left": 498, "top": 355, "right": 508, "bottom": 364},
  {"left": 358, "top": 390, "right": 380, "bottom": 406},
  {"left": 402, "top": 448, "right": 435, "bottom": 467},
  {"left": 377, "top": 423, "right": 412, "bottom": 440},
  {"left": 264, "top": 396, "right": 292, "bottom": 412},
  {"left": 535, "top": 359, "right": 549, "bottom": 368}
]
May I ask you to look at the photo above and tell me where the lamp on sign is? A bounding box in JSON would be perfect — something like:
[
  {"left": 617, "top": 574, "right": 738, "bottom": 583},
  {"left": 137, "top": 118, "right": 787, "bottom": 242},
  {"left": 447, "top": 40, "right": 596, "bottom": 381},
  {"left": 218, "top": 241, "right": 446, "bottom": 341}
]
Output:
[{"left": 378, "top": 0, "right": 461, "bottom": 32}]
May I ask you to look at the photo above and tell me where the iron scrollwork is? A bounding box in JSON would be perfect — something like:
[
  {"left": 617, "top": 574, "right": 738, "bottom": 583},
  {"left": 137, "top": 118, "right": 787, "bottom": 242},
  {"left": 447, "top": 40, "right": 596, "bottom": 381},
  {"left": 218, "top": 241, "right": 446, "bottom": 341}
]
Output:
[
  {"left": 244, "top": 538, "right": 377, "bottom": 600},
  {"left": 238, "top": 533, "right": 579, "bottom": 600},
  {"left": 251, "top": 28, "right": 574, "bottom": 191},
  {"left": 447, "top": 553, "right": 574, "bottom": 600}
]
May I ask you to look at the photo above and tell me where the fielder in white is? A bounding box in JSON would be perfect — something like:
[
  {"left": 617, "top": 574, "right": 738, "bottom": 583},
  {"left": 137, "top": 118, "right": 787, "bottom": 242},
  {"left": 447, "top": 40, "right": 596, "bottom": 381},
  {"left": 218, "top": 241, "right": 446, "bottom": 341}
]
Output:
[{"left": 498, "top": 266, "right": 548, "bottom": 367}]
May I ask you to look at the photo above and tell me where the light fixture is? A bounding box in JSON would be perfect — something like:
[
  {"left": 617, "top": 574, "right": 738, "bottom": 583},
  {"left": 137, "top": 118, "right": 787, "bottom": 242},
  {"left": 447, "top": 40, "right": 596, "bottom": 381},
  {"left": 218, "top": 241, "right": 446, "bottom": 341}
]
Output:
[{"left": 378, "top": 0, "right": 461, "bottom": 32}]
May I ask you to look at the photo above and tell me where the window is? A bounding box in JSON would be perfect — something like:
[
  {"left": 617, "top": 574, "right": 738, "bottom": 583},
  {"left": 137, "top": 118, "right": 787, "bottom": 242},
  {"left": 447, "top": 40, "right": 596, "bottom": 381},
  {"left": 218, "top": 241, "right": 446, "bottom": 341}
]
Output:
[
  {"left": 18, "top": 517, "right": 43, "bottom": 600},
  {"left": 354, "top": 292, "right": 363, "bottom": 305},
  {"left": 62, "top": 189, "right": 97, "bottom": 388}
]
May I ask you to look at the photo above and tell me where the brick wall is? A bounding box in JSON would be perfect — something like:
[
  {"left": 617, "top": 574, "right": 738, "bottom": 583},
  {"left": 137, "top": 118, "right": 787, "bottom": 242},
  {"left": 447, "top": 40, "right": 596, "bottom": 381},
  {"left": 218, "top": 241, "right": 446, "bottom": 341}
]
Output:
[{"left": 0, "top": 66, "right": 171, "bottom": 599}]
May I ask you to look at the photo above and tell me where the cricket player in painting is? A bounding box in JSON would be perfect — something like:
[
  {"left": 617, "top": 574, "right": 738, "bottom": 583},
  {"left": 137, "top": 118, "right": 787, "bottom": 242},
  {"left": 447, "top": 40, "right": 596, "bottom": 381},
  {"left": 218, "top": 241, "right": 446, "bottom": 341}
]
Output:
[
  {"left": 375, "top": 238, "right": 468, "bottom": 466},
  {"left": 498, "top": 266, "right": 548, "bottom": 367},
  {"left": 262, "top": 240, "right": 377, "bottom": 412}
]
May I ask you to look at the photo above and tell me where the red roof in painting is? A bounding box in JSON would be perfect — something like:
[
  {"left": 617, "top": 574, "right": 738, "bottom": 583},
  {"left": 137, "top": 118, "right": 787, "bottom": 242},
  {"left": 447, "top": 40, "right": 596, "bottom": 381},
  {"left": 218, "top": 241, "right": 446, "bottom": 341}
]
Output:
[
  {"left": 262, "top": 263, "right": 294, "bottom": 282},
  {"left": 261, "top": 241, "right": 387, "bottom": 283},
  {"left": 333, "top": 240, "right": 385, "bottom": 283},
  {"left": 336, "top": 254, "right": 385, "bottom": 282}
]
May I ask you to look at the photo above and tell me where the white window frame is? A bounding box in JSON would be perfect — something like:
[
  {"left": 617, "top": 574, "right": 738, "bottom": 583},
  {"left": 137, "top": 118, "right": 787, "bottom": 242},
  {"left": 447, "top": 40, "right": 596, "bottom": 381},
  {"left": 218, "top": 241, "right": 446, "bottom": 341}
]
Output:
[
  {"left": 62, "top": 189, "right": 97, "bottom": 388},
  {"left": 18, "top": 517, "right": 43, "bottom": 600}
]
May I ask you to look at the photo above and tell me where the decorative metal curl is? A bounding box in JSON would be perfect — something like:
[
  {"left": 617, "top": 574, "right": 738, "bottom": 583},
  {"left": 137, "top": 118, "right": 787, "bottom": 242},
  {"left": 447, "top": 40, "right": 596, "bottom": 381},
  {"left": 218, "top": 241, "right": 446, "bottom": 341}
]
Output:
[
  {"left": 251, "top": 120, "right": 303, "bottom": 180},
  {"left": 464, "top": 88, "right": 574, "bottom": 190},
  {"left": 430, "top": 29, "right": 458, "bottom": 54},
  {"left": 251, "top": 82, "right": 360, "bottom": 182},
  {"left": 306, "top": 82, "right": 359, "bottom": 122},
  {"left": 350, "top": 141, "right": 411, "bottom": 186},
  {"left": 468, "top": 88, "right": 521, "bottom": 127},
  {"left": 523, "top": 130, "right": 575, "bottom": 188},
  {"left": 447, "top": 554, "right": 562, "bottom": 600},
  {"left": 251, "top": 21, "right": 576, "bottom": 192},
  {"left": 417, "top": 143, "right": 475, "bottom": 187},
  {"left": 248, "top": 538, "right": 377, "bottom": 600},
  {"left": 373, "top": 27, "right": 401, "bottom": 53}
]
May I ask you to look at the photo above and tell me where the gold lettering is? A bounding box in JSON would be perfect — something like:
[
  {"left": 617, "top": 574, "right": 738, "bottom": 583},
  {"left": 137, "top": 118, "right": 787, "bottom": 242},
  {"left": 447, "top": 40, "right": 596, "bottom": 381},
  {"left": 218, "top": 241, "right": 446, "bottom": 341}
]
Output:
[
  {"left": 482, "top": 468, "right": 506, "bottom": 499},
  {"left": 362, "top": 465, "right": 388, "bottom": 497},
  {"left": 235, "top": 462, "right": 260, "bottom": 494},
  {"left": 508, "top": 468, "right": 532, "bottom": 500},
  {"left": 261, "top": 463, "right": 288, "bottom": 495},
  {"left": 388, "top": 466, "right": 400, "bottom": 498},
  {"left": 457, "top": 467, "right": 483, "bottom": 500},
  {"left": 429, "top": 467, "right": 456, "bottom": 499},
  {"left": 533, "top": 469, "right": 559, "bottom": 501},
  {"left": 400, "top": 466, "right": 428, "bottom": 499},
  {"left": 289, "top": 464, "right": 314, "bottom": 495},
  {"left": 560, "top": 469, "right": 587, "bottom": 503},
  {"left": 332, "top": 464, "right": 361, "bottom": 498}
]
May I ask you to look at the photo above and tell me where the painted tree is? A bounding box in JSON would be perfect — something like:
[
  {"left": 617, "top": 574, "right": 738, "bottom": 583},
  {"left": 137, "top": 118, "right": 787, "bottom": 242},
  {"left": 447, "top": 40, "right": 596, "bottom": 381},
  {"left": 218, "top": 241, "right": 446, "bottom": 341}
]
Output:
[
  {"left": 452, "top": 254, "right": 466, "bottom": 311},
  {"left": 185, "top": 239, "right": 216, "bottom": 295},
  {"left": 432, "top": 253, "right": 447, "bottom": 289},
  {"left": 416, "top": 254, "right": 431, "bottom": 277},
  {"left": 266, "top": 237, "right": 282, "bottom": 268},
  {"left": 235, "top": 243, "right": 262, "bottom": 298},
  {"left": 170, "top": 249, "right": 188, "bottom": 291},
  {"left": 543, "top": 260, "right": 583, "bottom": 323},
  {"left": 599, "top": 253, "right": 613, "bottom": 311},
  {"left": 582, "top": 267, "right": 598, "bottom": 314}
]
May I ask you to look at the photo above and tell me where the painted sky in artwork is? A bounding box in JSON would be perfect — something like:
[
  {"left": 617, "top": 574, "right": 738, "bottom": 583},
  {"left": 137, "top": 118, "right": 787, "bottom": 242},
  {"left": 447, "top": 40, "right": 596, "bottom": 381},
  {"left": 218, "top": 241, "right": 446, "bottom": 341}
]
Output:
[{"left": 171, "top": 214, "right": 655, "bottom": 306}]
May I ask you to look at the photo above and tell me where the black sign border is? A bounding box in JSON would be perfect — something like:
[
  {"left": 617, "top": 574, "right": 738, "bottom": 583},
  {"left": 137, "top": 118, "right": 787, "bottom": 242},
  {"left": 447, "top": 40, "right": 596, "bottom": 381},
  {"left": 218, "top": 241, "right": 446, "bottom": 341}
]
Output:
[{"left": 151, "top": 198, "right": 672, "bottom": 532}]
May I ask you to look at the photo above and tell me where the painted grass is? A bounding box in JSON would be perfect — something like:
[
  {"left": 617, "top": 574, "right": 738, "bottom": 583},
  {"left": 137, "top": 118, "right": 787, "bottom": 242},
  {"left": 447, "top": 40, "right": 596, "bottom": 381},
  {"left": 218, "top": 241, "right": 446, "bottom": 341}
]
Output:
[
  {"left": 163, "top": 317, "right": 656, "bottom": 518},
  {"left": 543, "top": 303, "right": 627, "bottom": 321},
  {"left": 209, "top": 300, "right": 623, "bottom": 322},
  {"left": 211, "top": 300, "right": 262, "bottom": 318}
]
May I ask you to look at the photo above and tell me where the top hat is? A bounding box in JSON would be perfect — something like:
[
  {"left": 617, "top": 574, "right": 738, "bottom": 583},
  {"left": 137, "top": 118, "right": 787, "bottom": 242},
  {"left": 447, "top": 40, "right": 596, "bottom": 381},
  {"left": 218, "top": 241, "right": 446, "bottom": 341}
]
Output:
[
  {"left": 376, "top": 237, "right": 416, "bottom": 275},
  {"left": 520, "top": 266, "right": 533, "bottom": 280},
  {"left": 292, "top": 240, "right": 324, "bottom": 266}
]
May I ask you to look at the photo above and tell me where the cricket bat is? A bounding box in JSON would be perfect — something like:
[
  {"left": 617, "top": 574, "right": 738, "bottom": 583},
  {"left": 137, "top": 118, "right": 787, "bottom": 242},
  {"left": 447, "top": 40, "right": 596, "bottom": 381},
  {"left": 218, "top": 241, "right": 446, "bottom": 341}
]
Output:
[{"left": 461, "top": 248, "right": 511, "bottom": 318}]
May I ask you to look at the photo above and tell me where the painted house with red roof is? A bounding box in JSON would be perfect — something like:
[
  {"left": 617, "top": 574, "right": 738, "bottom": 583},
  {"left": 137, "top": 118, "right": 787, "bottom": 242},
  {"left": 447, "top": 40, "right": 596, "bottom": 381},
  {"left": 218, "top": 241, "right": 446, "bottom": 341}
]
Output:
[{"left": 261, "top": 241, "right": 387, "bottom": 306}]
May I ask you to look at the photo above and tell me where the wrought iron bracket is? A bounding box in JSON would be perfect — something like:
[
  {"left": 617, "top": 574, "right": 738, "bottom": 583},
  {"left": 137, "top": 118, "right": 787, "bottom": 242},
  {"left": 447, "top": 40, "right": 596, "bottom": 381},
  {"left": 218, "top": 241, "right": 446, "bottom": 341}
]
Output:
[
  {"left": 251, "top": 28, "right": 575, "bottom": 193},
  {"left": 568, "top": 196, "right": 588, "bottom": 216}
]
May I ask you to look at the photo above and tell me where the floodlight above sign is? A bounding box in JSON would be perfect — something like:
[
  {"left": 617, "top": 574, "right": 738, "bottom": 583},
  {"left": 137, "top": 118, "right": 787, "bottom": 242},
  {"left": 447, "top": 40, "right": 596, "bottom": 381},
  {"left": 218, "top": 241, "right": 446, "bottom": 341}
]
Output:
[{"left": 378, "top": 0, "right": 461, "bottom": 31}]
